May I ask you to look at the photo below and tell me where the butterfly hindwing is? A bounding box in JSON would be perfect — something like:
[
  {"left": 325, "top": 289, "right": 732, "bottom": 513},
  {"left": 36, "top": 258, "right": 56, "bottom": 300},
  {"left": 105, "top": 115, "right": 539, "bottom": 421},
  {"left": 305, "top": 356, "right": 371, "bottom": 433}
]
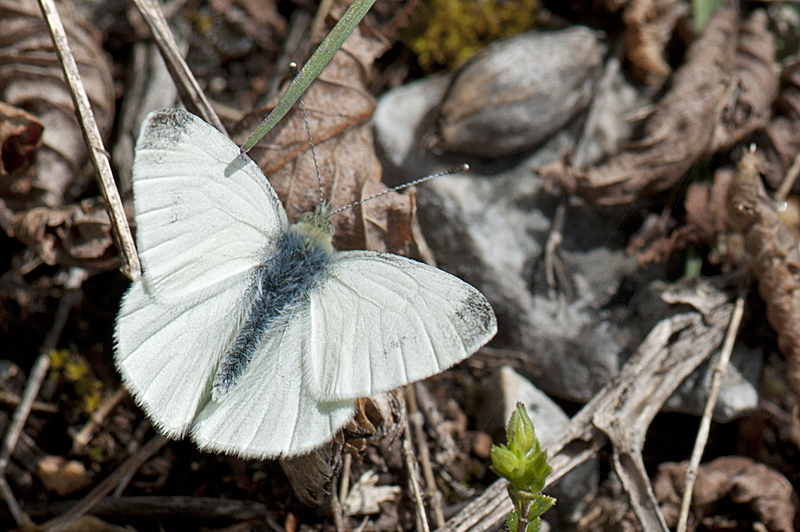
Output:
[
  {"left": 115, "top": 273, "right": 253, "bottom": 437},
  {"left": 307, "top": 251, "right": 497, "bottom": 401},
  {"left": 191, "top": 305, "right": 355, "bottom": 458}
]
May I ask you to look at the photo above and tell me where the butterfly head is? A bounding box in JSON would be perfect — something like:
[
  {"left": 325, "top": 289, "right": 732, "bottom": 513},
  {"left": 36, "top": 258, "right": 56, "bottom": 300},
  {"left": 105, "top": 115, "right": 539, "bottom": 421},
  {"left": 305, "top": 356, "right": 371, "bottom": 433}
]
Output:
[{"left": 291, "top": 203, "right": 335, "bottom": 253}]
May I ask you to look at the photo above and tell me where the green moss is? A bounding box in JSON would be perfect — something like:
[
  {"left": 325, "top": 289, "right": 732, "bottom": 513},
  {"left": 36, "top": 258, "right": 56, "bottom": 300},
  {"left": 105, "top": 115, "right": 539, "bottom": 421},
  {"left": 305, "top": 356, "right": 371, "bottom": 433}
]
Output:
[
  {"left": 400, "top": 0, "right": 539, "bottom": 71},
  {"left": 48, "top": 348, "right": 103, "bottom": 414}
]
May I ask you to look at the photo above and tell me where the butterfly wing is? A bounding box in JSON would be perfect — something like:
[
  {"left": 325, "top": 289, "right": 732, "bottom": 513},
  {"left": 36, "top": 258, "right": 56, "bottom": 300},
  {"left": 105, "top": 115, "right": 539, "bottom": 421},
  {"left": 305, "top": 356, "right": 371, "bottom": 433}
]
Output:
[
  {"left": 132, "top": 109, "right": 288, "bottom": 298},
  {"left": 115, "top": 275, "right": 251, "bottom": 436},
  {"left": 191, "top": 307, "right": 355, "bottom": 458},
  {"left": 116, "top": 109, "right": 287, "bottom": 436},
  {"left": 307, "top": 251, "right": 497, "bottom": 400}
]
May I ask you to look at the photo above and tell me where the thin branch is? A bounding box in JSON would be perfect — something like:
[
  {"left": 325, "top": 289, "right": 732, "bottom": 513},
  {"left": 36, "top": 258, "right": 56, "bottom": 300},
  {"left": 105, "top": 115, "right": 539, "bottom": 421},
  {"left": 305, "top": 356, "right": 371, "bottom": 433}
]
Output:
[
  {"left": 131, "top": 0, "right": 225, "bottom": 134},
  {"left": 676, "top": 287, "right": 747, "bottom": 532},
  {"left": 37, "top": 0, "right": 140, "bottom": 280},
  {"left": 41, "top": 434, "right": 168, "bottom": 532}
]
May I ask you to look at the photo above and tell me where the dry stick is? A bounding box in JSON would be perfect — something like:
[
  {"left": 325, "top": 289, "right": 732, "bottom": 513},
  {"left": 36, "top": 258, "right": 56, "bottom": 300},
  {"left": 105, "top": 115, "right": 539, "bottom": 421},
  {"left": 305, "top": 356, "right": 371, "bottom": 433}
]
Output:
[
  {"left": 0, "top": 392, "right": 58, "bottom": 414},
  {"left": 676, "top": 289, "right": 746, "bottom": 532},
  {"left": 406, "top": 385, "right": 445, "bottom": 528},
  {"left": 331, "top": 482, "right": 345, "bottom": 532},
  {"left": 0, "top": 267, "right": 87, "bottom": 526},
  {"left": 265, "top": 9, "right": 312, "bottom": 103},
  {"left": 436, "top": 280, "right": 732, "bottom": 532},
  {"left": 339, "top": 452, "right": 353, "bottom": 504},
  {"left": 131, "top": 0, "right": 225, "bottom": 134},
  {"left": 775, "top": 149, "right": 800, "bottom": 202},
  {"left": 41, "top": 434, "right": 168, "bottom": 532},
  {"left": 310, "top": 0, "right": 336, "bottom": 50},
  {"left": 37, "top": 0, "right": 140, "bottom": 281},
  {"left": 414, "top": 383, "right": 458, "bottom": 464},
  {"left": 544, "top": 198, "right": 570, "bottom": 301},
  {"left": 72, "top": 388, "right": 127, "bottom": 449},
  {"left": 402, "top": 427, "right": 431, "bottom": 532}
]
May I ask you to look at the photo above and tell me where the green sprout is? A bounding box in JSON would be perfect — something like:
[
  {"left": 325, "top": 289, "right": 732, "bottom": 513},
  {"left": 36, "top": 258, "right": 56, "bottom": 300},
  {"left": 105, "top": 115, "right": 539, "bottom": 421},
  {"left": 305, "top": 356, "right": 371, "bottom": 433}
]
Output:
[{"left": 490, "top": 403, "right": 555, "bottom": 532}]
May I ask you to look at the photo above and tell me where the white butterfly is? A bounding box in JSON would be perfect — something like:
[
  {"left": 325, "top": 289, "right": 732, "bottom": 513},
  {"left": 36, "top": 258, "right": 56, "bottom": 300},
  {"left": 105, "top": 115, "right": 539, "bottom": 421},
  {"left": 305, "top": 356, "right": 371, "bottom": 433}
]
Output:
[{"left": 114, "top": 109, "right": 497, "bottom": 458}]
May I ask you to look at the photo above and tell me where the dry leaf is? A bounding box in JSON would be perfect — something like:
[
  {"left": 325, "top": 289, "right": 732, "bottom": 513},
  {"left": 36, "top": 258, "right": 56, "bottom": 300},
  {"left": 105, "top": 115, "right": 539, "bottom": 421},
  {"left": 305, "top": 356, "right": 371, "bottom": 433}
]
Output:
[
  {"left": 231, "top": 27, "right": 409, "bottom": 254},
  {"left": 11, "top": 197, "right": 119, "bottom": 271},
  {"left": 654, "top": 456, "right": 796, "bottom": 532},
  {"left": 623, "top": 0, "right": 688, "bottom": 85},
  {"left": 36, "top": 455, "right": 92, "bottom": 496},
  {"left": 0, "top": 0, "right": 114, "bottom": 209},
  {"left": 543, "top": 6, "right": 738, "bottom": 208},
  {"left": 342, "top": 470, "right": 401, "bottom": 515},
  {"left": 710, "top": 10, "right": 778, "bottom": 152},
  {"left": 727, "top": 150, "right": 800, "bottom": 398},
  {"left": 759, "top": 57, "right": 800, "bottom": 191},
  {"left": 0, "top": 101, "right": 43, "bottom": 177}
]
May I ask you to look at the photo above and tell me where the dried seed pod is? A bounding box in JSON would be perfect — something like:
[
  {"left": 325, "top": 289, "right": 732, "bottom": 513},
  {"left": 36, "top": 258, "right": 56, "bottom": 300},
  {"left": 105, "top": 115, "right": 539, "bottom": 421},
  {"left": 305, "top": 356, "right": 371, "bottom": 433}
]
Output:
[{"left": 431, "top": 27, "right": 606, "bottom": 158}]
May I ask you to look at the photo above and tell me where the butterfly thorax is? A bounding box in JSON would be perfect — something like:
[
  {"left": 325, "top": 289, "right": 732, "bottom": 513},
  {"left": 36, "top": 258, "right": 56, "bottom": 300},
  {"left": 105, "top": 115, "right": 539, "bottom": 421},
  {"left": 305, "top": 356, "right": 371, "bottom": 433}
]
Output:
[
  {"left": 210, "top": 209, "right": 334, "bottom": 401},
  {"left": 293, "top": 203, "right": 335, "bottom": 254}
]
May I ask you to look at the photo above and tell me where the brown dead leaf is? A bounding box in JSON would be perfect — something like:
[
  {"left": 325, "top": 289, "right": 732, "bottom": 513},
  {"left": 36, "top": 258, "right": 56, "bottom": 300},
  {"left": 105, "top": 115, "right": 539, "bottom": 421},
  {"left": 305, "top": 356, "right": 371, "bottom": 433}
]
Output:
[
  {"left": 654, "top": 456, "right": 797, "bottom": 532},
  {"left": 231, "top": 27, "right": 413, "bottom": 254},
  {"left": 11, "top": 197, "right": 119, "bottom": 271},
  {"left": 727, "top": 150, "right": 800, "bottom": 399},
  {"left": 758, "top": 57, "right": 800, "bottom": 191},
  {"left": 208, "top": 0, "right": 286, "bottom": 54},
  {"left": 0, "top": 101, "right": 43, "bottom": 177},
  {"left": 710, "top": 10, "right": 778, "bottom": 153},
  {"left": 543, "top": 6, "right": 738, "bottom": 208},
  {"left": 0, "top": 0, "right": 114, "bottom": 209},
  {"left": 623, "top": 0, "right": 688, "bottom": 85},
  {"left": 36, "top": 455, "right": 92, "bottom": 496}
]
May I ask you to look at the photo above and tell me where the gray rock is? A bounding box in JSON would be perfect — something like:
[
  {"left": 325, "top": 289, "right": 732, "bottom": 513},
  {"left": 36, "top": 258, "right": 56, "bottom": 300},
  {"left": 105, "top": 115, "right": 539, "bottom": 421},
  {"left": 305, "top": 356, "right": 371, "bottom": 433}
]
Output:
[{"left": 372, "top": 61, "right": 759, "bottom": 422}]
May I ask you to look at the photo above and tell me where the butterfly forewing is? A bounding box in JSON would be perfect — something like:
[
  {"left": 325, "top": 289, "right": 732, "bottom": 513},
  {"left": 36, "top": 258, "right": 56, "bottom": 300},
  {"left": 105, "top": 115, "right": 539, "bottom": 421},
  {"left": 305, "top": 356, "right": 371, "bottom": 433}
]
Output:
[{"left": 132, "top": 110, "right": 288, "bottom": 299}]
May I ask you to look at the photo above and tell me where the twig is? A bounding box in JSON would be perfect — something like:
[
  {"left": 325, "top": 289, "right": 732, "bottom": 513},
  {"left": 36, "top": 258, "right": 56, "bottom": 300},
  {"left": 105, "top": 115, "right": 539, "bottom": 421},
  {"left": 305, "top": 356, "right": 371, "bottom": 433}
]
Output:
[
  {"left": 543, "top": 198, "right": 571, "bottom": 300},
  {"left": 775, "top": 149, "right": 800, "bottom": 202},
  {"left": 436, "top": 279, "right": 733, "bottom": 532},
  {"left": 72, "top": 388, "right": 127, "bottom": 450},
  {"left": 331, "top": 481, "right": 345, "bottom": 532},
  {"left": 339, "top": 452, "right": 353, "bottom": 504},
  {"left": 414, "top": 382, "right": 458, "bottom": 464},
  {"left": 41, "top": 434, "right": 168, "bottom": 532},
  {"left": 130, "top": 0, "right": 225, "bottom": 134},
  {"left": 402, "top": 429, "right": 430, "bottom": 532},
  {"left": 0, "top": 268, "right": 86, "bottom": 526},
  {"left": 36, "top": 0, "right": 140, "bottom": 280},
  {"left": 406, "top": 385, "right": 445, "bottom": 528},
  {"left": 0, "top": 392, "right": 58, "bottom": 414},
  {"left": 676, "top": 288, "right": 746, "bottom": 532},
  {"left": 0, "top": 473, "right": 22, "bottom": 524}
]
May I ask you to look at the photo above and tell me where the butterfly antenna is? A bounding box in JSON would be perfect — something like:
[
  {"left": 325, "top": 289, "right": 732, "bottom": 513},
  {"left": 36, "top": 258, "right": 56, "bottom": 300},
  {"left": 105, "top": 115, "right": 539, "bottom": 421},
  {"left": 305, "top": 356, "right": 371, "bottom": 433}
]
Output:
[
  {"left": 291, "top": 62, "right": 325, "bottom": 207},
  {"left": 329, "top": 164, "right": 470, "bottom": 217}
]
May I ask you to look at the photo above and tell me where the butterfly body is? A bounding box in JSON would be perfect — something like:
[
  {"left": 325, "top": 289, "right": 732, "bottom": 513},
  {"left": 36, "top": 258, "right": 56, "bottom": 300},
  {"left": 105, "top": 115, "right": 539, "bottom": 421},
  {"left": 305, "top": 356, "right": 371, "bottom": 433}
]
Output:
[
  {"left": 213, "top": 214, "right": 333, "bottom": 400},
  {"left": 115, "top": 109, "right": 497, "bottom": 458}
]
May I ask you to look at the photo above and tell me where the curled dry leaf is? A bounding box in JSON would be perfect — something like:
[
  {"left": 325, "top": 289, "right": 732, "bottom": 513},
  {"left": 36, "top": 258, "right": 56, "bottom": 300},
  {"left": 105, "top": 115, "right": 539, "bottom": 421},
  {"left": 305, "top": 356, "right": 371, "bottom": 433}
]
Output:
[
  {"left": 727, "top": 150, "right": 800, "bottom": 398},
  {"left": 633, "top": 167, "right": 751, "bottom": 270},
  {"left": 654, "top": 456, "right": 796, "bottom": 532},
  {"left": 0, "top": 0, "right": 114, "bottom": 208},
  {"left": 0, "top": 101, "right": 43, "bottom": 178},
  {"left": 710, "top": 9, "right": 778, "bottom": 153},
  {"left": 759, "top": 57, "right": 800, "bottom": 190},
  {"left": 622, "top": 0, "right": 688, "bottom": 85},
  {"left": 342, "top": 470, "right": 401, "bottom": 516},
  {"left": 231, "top": 27, "right": 412, "bottom": 254},
  {"left": 542, "top": 6, "right": 738, "bottom": 208},
  {"left": 36, "top": 455, "right": 92, "bottom": 496},
  {"left": 431, "top": 26, "right": 605, "bottom": 158},
  {"left": 11, "top": 197, "right": 119, "bottom": 271}
]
